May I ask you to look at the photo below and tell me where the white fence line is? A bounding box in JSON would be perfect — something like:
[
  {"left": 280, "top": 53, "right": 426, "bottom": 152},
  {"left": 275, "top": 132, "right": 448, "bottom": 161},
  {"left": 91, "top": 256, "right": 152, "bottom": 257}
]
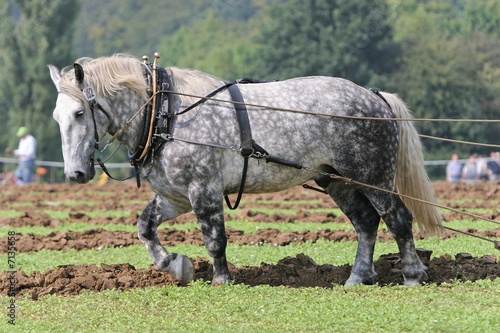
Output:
[
  {"left": 0, "top": 157, "right": 133, "bottom": 183},
  {"left": 0, "top": 157, "right": 133, "bottom": 169},
  {"left": 1, "top": 156, "right": 450, "bottom": 183},
  {"left": 1, "top": 156, "right": 451, "bottom": 168}
]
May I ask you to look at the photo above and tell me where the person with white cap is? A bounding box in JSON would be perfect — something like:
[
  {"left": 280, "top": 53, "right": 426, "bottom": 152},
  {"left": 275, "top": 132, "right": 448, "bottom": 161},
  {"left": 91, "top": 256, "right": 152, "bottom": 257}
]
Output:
[{"left": 10, "top": 126, "right": 37, "bottom": 184}]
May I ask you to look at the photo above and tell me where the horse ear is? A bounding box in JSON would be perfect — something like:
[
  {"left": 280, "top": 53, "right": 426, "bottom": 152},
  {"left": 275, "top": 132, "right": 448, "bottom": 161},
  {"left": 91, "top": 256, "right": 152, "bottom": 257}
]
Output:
[
  {"left": 74, "top": 63, "right": 85, "bottom": 86},
  {"left": 47, "top": 65, "right": 61, "bottom": 92}
]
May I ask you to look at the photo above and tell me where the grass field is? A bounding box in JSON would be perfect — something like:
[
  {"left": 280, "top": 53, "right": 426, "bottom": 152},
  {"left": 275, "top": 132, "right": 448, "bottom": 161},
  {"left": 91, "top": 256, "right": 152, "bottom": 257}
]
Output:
[
  {"left": 1, "top": 182, "right": 499, "bottom": 332},
  {"left": 2, "top": 280, "right": 499, "bottom": 333}
]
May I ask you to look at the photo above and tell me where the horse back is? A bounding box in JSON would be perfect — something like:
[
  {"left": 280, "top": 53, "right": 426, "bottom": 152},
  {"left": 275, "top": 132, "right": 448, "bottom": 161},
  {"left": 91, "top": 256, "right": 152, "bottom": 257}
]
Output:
[{"left": 158, "top": 76, "right": 398, "bottom": 194}]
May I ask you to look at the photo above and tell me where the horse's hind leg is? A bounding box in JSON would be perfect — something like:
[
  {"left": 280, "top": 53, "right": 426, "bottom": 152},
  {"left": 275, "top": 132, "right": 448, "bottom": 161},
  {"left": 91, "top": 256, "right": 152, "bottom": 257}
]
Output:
[
  {"left": 324, "top": 180, "right": 381, "bottom": 285},
  {"left": 362, "top": 188, "right": 428, "bottom": 286},
  {"left": 137, "top": 194, "right": 194, "bottom": 281}
]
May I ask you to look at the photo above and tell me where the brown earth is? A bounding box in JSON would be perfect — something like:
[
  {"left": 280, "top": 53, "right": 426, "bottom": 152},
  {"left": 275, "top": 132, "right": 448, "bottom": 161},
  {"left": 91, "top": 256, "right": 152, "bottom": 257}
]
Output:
[
  {"left": 1, "top": 252, "right": 499, "bottom": 299},
  {"left": 1, "top": 180, "right": 499, "bottom": 298}
]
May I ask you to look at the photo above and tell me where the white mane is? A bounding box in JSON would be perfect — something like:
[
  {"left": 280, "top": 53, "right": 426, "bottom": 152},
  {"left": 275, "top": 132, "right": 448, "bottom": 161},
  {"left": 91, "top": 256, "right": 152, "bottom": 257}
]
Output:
[{"left": 58, "top": 54, "right": 224, "bottom": 108}]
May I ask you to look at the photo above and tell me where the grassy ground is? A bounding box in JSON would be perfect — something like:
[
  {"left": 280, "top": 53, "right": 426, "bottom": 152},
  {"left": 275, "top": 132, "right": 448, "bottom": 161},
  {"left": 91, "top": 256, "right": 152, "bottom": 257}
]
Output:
[
  {"left": 2, "top": 279, "right": 499, "bottom": 332},
  {"left": 1, "top": 187, "right": 499, "bottom": 332}
]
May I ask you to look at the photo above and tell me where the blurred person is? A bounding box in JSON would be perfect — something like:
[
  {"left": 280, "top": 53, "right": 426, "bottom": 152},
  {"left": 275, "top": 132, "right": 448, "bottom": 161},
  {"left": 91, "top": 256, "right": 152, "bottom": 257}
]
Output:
[
  {"left": 5, "top": 127, "right": 37, "bottom": 185},
  {"left": 445, "top": 153, "right": 462, "bottom": 182},
  {"left": 486, "top": 152, "right": 500, "bottom": 181},
  {"left": 476, "top": 156, "right": 489, "bottom": 181},
  {"left": 462, "top": 154, "right": 478, "bottom": 181}
]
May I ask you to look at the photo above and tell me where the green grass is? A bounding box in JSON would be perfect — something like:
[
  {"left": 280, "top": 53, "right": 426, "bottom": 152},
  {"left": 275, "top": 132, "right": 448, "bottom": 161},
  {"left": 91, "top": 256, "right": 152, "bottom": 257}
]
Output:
[
  {"left": 306, "top": 207, "right": 344, "bottom": 214},
  {"left": 441, "top": 198, "right": 500, "bottom": 206},
  {"left": 0, "top": 222, "right": 139, "bottom": 236},
  {"left": 0, "top": 219, "right": 354, "bottom": 238},
  {"left": 43, "top": 199, "right": 98, "bottom": 207},
  {"left": 0, "top": 210, "right": 21, "bottom": 218},
  {"left": 253, "top": 199, "right": 323, "bottom": 205},
  {"left": 227, "top": 206, "right": 345, "bottom": 217},
  {"left": 41, "top": 198, "right": 146, "bottom": 208},
  {"left": 2, "top": 236, "right": 497, "bottom": 275},
  {"left": 2, "top": 279, "right": 499, "bottom": 332},
  {"left": 0, "top": 209, "right": 137, "bottom": 220},
  {"left": 231, "top": 207, "right": 299, "bottom": 215},
  {"left": 455, "top": 208, "right": 500, "bottom": 215},
  {"left": 225, "top": 219, "right": 353, "bottom": 232},
  {"left": 444, "top": 219, "right": 500, "bottom": 231}
]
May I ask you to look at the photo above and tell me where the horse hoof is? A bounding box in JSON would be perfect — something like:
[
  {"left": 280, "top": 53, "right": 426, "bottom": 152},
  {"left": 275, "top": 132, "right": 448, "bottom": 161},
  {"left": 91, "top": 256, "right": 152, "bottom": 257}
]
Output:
[
  {"left": 403, "top": 273, "right": 427, "bottom": 286},
  {"left": 403, "top": 279, "right": 420, "bottom": 286},
  {"left": 168, "top": 254, "right": 194, "bottom": 282},
  {"left": 344, "top": 273, "right": 376, "bottom": 287},
  {"left": 403, "top": 266, "right": 428, "bottom": 286},
  {"left": 344, "top": 276, "right": 362, "bottom": 287},
  {"left": 211, "top": 275, "right": 232, "bottom": 286}
]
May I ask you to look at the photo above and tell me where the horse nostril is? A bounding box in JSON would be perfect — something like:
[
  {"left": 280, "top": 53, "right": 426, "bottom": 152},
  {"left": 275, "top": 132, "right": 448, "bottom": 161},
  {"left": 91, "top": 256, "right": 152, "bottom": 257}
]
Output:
[{"left": 69, "top": 171, "right": 85, "bottom": 183}]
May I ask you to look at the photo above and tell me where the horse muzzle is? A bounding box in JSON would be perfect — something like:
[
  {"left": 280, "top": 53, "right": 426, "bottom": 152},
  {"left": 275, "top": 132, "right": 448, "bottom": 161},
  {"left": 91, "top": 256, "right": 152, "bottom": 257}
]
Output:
[{"left": 65, "top": 162, "right": 96, "bottom": 184}]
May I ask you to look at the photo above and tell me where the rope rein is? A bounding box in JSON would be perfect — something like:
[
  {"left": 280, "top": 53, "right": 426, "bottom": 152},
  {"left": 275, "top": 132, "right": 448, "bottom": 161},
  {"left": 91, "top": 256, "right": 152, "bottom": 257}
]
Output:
[
  {"left": 160, "top": 89, "right": 500, "bottom": 148},
  {"left": 300, "top": 167, "right": 500, "bottom": 248},
  {"left": 96, "top": 83, "right": 499, "bottom": 249},
  {"left": 167, "top": 90, "right": 500, "bottom": 123}
]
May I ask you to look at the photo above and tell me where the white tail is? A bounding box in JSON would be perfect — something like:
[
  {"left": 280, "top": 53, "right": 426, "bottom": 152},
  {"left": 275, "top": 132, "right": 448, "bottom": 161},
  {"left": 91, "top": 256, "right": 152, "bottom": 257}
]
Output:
[{"left": 380, "top": 92, "right": 442, "bottom": 236}]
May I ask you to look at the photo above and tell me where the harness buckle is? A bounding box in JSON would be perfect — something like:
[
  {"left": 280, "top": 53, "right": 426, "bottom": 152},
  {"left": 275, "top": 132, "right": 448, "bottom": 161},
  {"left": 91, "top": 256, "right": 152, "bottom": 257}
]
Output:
[
  {"left": 154, "top": 133, "right": 172, "bottom": 141},
  {"left": 251, "top": 151, "right": 267, "bottom": 159},
  {"left": 240, "top": 147, "right": 254, "bottom": 157}
]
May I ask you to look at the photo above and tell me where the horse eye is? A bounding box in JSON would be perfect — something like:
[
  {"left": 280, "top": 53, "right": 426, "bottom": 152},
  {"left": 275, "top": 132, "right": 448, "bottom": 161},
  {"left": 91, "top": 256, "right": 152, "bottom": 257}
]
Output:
[{"left": 75, "top": 110, "right": 84, "bottom": 117}]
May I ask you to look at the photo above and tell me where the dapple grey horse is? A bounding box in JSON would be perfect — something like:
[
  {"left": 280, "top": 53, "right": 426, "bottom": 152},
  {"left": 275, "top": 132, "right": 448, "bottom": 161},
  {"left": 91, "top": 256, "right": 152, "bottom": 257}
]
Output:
[{"left": 48, "top": 54, "right": 441, "bottom": 286}]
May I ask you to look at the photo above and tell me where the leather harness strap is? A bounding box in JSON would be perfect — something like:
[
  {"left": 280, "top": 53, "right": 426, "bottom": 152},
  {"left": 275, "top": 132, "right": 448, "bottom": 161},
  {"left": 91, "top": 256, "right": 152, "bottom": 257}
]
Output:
[
  {"left": 228, "top": 84, "right": 254, "bottom": 157},
  {"left": 224, "top": 84, "right": 254, "bottom": 210},
  {"left": 369, "top": 88, "right": 391, "bottom": 109},
  {"left": 223, "top": 81, "right": 302, "bottom": 210}
]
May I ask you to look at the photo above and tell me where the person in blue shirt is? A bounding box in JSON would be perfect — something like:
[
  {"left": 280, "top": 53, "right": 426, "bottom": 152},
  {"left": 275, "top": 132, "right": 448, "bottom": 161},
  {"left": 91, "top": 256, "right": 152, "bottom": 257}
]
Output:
[
  {"left": 486, "top": 152, "right": 500, "bottom": 181},
  {"left": 446, "top": 153, "right": 462, "bottom": 182}
]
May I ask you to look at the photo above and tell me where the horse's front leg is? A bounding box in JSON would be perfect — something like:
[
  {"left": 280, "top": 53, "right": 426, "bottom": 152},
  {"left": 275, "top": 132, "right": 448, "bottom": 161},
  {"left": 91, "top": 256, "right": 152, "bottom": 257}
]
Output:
[
  {"left": 189, "top": 185, "right": 230, "bottom": 285},
  {"left": 137, "top": 194, "right": 194, "bottom": 281}
]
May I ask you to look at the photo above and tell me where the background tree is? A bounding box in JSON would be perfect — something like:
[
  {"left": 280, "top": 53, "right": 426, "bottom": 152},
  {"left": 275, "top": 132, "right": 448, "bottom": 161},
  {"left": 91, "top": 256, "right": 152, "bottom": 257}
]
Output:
[
  {"left": 251, "top": 0, "right": 400, "bottom": 86},
  {"left": 212, "top": 0, "right": 257, "bottom": 21},
  {"left": 72, "top": 0, "right": 212, "bottom": 57},
  {"left": 387, "top": 0, "right": 500, "bottom": 161},
  {"left": 158, "top": 9, "right": 261, "bottom": 80},
  {"left": 0, "top": 0, "right": 80, "bottom": 161},
  {"left": 463, "top": 0, "right": 500, "bottom": 37}
]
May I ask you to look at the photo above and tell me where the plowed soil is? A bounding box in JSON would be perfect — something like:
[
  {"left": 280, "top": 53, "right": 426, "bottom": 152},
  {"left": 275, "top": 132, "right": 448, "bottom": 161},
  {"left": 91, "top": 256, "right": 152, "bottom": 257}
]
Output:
[{"left": 1, "top": 180, "right": 499, "bottom": 298}]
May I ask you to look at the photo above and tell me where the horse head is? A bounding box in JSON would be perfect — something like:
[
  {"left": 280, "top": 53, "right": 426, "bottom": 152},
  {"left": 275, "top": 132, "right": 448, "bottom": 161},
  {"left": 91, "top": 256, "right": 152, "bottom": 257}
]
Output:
[{"left": 48, "top": 63, "right": 108, "bottom": 183}]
